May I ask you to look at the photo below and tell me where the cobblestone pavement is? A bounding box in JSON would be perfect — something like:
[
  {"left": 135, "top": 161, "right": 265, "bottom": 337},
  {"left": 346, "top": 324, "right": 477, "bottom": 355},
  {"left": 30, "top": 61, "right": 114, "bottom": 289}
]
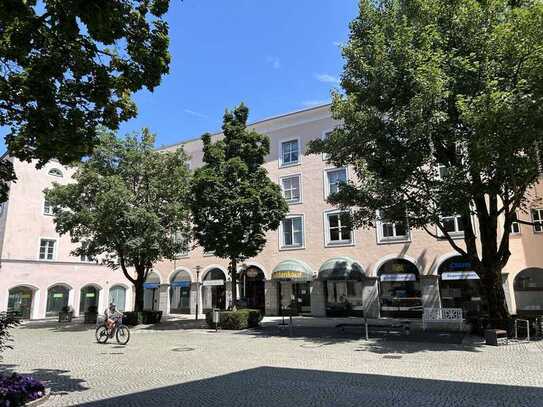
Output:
[{"left": 2, "top": 318, "right": 543, "bottom": 406}]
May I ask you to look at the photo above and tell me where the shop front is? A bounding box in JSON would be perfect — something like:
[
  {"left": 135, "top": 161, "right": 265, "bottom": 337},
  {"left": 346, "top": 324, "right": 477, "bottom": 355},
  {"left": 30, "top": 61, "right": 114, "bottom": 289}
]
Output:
[
  {"left": 46, "top": 284, "right": 70, "bottom": 316},
  {"left": 514, "top": 268, "right": 543, "bottom": 316},
  {"left": 438, "top": 256, "right": 484, "bottom": 318},
  {"left": 378, "top": 259, "right": 422, "bottom": 318},
  {"left": 271, "top": 260, "right": 313, "bottom": 315},
  {"left": 8, "top": 286, "right": 34, "bottom": 319},
  {"left": 109, "top": 285, "right": 127, "bottom": 311},
  {"left": 202, "top": 268, "right": 226, "bottom": 313},
  {"left": 318, "top": 257, "right": 365, "bottom": 317},
  {"left": 79, "top": 285, "right": 100, "bottom": 314},
  {"left": 239, "top": 266, "right": 265, "bottom": 312},
  {"left": 143, "top": 272, "right": 161, "bottom": 311},
  {"left": 170, "top": 270, "right": 192, "bottom": 314}
]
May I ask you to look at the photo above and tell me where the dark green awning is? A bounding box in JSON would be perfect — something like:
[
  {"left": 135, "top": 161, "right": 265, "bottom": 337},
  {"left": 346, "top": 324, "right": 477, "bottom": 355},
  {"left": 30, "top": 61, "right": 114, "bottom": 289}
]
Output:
[{"left": 318, "top": 257, "right": 365, "bottom": 281}]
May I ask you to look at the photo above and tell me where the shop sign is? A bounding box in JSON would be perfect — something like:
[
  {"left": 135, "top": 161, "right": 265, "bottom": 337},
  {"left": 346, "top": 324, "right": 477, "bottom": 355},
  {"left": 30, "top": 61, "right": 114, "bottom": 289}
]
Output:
[
  {"left": 143, "top": 283, "right": 160, "bottom": 289},
  {"left": 449, "top": 261, "right": 472, "bottom": 270},
  {"left": 380, "top": 273, "right": 416, "bottom": 282},
  {"left": 85, "top": 293, "right": 95, "bottom": 298},
  {"left": 203, "top": 279, "right": 224, "bottom": 286},
  {"left": 272, "top": 271, "right": 305, "bottom": 280},
  {"left": 441, "top": 271, "right": 479, "bottom": 280},
  {"left": 21, "top": 294, "right": 31, "bottom": 299},
  {"left": 53, "top": 293, "right": 64, "bottom": 298},
  {"left": 171, "top": 280, "right": 191, "bottom": 288},
  {"left": 246, "top": 268, "right": 259, "bottom": 278}
]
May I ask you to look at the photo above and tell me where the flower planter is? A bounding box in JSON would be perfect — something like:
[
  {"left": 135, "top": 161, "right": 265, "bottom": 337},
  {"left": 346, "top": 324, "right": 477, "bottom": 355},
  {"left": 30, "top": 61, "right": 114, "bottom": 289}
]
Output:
[{"left": 58, "top": 311, "right": 73, "bottom": 323}]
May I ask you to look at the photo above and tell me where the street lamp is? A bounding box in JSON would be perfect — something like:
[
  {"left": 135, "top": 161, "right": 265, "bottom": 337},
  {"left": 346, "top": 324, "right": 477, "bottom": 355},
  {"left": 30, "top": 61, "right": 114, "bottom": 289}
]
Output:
[{"left": 195, "top": 265, "right": 201, "bottom": 320}]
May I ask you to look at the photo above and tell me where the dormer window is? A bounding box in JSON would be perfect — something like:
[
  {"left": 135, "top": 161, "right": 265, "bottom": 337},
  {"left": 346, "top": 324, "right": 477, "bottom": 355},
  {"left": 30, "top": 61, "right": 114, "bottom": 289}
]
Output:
[{"left": 48, "top": 168, "right": 63, "bottom": 178}]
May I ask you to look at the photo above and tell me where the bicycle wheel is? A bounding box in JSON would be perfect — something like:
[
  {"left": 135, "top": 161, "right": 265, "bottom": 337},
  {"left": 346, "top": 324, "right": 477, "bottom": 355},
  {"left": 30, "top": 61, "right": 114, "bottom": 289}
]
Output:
[
  {"left": 116, "top": 325, "right": 130, "bottom": 345},
  {"left": 95, "top": 325, "right": 109, "bottom": 344}
]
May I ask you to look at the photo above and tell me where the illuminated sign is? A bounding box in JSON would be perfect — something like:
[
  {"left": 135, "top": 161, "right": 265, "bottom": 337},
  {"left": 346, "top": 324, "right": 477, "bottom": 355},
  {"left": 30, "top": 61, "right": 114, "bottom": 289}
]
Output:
[
  {"left": 380, "top": 273, "right": 416, "bottom": 282},
  {"left": 272, "top": 271, "right": 305, "bottom": 280},
  {"left": 441, "top": 271, "right": 479, "bottom": 280}
]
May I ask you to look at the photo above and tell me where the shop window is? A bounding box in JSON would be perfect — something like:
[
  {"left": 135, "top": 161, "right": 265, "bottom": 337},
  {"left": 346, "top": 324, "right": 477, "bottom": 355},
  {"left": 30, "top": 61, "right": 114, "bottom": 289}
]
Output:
[
  {"left": 532, "top": 208, "right": 543, "bottom": 233},
  {"left": 280, "top": 174, "right": 301, "bottom": 204},
  {"left": 325, "top": 211, "right": 352, "bottom": 246},
  {"left": 281, "top": 215, "right": 304, "bottom": 249},
  {"left": 39, "top": 239, "right": 56, "bottom": 261},
  {"left": 325, "top": 168, "right": 347, "bottom": 197},
  {"left": 280, "top": 139, "right": 299, "bottom": 167}
]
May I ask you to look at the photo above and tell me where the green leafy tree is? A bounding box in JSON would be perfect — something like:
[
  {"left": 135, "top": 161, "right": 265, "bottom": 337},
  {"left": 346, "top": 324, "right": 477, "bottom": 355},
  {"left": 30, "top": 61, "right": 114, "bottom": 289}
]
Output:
[
  {"left": 0, "top": 0, "right": 172, "bottom": 201},
  {"left": 46, "top": 129, "right": 191, "bottom": 311},
  {"left": 191, "top": 104, "right": 289, "bottom": 305},
  {"left": 308, "top": 0, "right": 543, "bottom": 322}
]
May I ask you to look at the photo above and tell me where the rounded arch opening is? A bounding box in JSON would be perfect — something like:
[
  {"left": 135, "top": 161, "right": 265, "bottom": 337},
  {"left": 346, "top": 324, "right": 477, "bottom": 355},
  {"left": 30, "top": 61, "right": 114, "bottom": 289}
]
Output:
[
  {"left": 109, "top": 285, "right": 127, "bottom": 312},
  {"left": 514, "top": 268, "right": 543, "bottom": 315},
  {"left": 8, "top": 285, "right": 37, "bottom": 319},
  {"left": 202, "top": 268, "right": 226, "bottom": 312},
  {"left": 377, "top": 258, "right": 422, "bottom": 318},
  {"left": 46, "top": 284, "right": 71, "bottom": 316},
  {"left": 143, "top": 271, "right": 161, "bottom": 311},
  {"left": 437, "top": 256, "right": 484, "bottom": 317},
  {"left": 170, "top": 269, "right": 192, "bottom": 314},
  {"left": 79, "top": 285, "right": 101, "bottom": 314},
  {"left": 239, "top": 266, "right": 265, "bottom": 311}
]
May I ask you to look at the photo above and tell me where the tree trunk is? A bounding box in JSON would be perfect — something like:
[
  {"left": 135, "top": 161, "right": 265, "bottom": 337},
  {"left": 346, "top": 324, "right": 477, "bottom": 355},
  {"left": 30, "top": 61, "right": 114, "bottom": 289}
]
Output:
[
  {"left": 133, "top": 266, "right": 146, "bottom": 312},
  {"left": 229, "top": 258, "right": 237, "bottom": 309},
  {"left": 479, "top": 265, "right": 510, "bottom": 326}
]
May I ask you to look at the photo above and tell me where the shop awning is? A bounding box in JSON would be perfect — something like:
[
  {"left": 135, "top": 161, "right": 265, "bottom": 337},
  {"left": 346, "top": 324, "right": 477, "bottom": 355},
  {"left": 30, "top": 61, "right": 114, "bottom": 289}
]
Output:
[
  {"left": 318, "top": 257, "right": 365, "bottom": 281},
  {"left": 271, "top": 260, "right": 313, "bottom": 282}
]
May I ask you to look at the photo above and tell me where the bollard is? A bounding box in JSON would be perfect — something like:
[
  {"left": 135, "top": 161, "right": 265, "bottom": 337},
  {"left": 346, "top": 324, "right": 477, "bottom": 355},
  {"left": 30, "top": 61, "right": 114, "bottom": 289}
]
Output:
[{"left": 212, "top": 308, "right": 220, "bottom": 332}]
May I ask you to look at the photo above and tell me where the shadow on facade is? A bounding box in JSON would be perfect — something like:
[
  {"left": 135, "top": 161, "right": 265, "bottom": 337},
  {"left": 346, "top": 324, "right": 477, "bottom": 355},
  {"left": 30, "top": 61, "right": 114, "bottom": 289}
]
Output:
[
  {"left": 77, "top": 366, "right": 541, "bottom": 406},
  {"left": 0, "top": 365, "right": 89, "bottom": 395}
]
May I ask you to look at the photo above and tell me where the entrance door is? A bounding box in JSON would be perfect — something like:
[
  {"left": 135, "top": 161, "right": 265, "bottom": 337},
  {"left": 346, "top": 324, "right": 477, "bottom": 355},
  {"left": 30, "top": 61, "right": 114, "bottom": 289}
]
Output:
[
  {"left": 8, "top": 287, "right": 33, "bottom": 319},
  {"left": 79, "top": 286, "right": 99, "bottom": 314},
  {"left": 241, "top": 267, "right": 265, "bottom": 311},
  {"left": 293, "top": 283, "right": 311, "bottom": 314},
  {"left": 202, "top": 269, "right": 226, "bottom": 312},
  {"left": 46, "top": 285, "right": 70, "bottom": 316},
  {"left": 170, "top": 270, "right": 192, "bottom": 314}
]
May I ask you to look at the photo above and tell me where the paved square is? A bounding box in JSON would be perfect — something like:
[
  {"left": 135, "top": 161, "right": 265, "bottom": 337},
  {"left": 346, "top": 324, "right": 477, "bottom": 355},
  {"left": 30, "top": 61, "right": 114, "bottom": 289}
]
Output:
[{"left": 2, "top": 318, "right": 543, "bottom": 406}]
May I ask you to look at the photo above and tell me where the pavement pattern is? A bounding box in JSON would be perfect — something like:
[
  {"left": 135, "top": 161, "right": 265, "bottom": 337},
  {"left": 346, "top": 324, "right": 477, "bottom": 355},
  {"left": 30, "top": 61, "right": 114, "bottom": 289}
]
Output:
[{"left": 2, "top": 317, "right": 543, "bottom": 406}]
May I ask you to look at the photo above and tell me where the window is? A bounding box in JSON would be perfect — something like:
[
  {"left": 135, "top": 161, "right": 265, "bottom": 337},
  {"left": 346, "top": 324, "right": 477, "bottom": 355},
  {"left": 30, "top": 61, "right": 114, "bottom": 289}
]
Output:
[
  {"left": 48, "top": 168, "right": 63, "bottom": 178},
  {"left": 173, "top": 232, "right": 189, "bottom": 257},
  {"left": 511, "top": 213, "right": 520, "bottom": 235},
  {"left": 280, "top": 139, "right": 299, "bottom": 167},
  {"left": 325, "top": 168, "right": 347, "bottom": 197},
  {"left": 281, "top": 215, "right": 304, "bottom": 249},
  {"left": 325, "top": 211, "right": 353, "bottom": 246},
  {"left": 322, "top": 130, "right": 333, "bottom": 160},
  {"left": 376, "top": 211, "right": 409, "bottom": 243},
  {"left": 80, "top": 254, "right": 96, "bottom": 263},
  {"left": 439, "top": 215, "right": 465, "bottom": 237},
  {"left": 437, "top": 164, "right": 449, "bottom": 180},
  {"left": 280, "top": 175, "right": 301, "bottom": 204},
  {"left": 43, "top": 199, "right": 54, "bottom": 216},
  {"left": 532, "top": 209, "right": 543, "bottom": 233},
  {"left": 39, "top": 239, "right": 56, "bottom": 261}
]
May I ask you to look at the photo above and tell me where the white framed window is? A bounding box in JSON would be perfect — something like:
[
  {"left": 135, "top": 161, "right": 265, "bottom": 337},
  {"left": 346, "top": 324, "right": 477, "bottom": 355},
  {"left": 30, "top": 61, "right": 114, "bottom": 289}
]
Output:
[
  {"left": 324, "top": 167, "right": 347, "bottom": 198},
  {"left": 280, "top": 174, "right": 302, "bottom": 204},
  {"left": 48, "top": 168, "right": 63, "bottom": 178},
  {"left": 324, "top": 210, "right": 353, "bottom": 246},
  {"left": 532, "top": 208, "right": 543, "bottom": 233},
  {"left": 39, "top": 238, "right": 57, "bottom": 261},
  {"left": 511, "top": 213, "right": 521, "bottom": 235},
  {"left": 279, "top": 139, "right": 300, "bottom": 167},
  {"left": 376, "top": 210, "right": 410, "bottom": 243},
  {"left": 437, "top": 164, "right": 449, "bottom": 180},
  {"left": 438, "top": 215, "right": 465, "bottom": 238},
  {"left": 43, "top": 199, "right": 54, "bottom": 216},
  {"left": 280, "top": 215, "right": 304, "bottom": 249},
  {"left": 173, "top": 232, "right": 189, "bottom": 258},
  {"left": 80, "top": 254, "right": 96, "bottom": 263}
]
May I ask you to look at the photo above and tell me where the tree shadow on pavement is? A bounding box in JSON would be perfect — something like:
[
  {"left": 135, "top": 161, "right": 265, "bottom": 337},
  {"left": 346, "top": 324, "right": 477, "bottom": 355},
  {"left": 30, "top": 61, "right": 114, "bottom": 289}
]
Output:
[
  {"left": 76, "top": 366, "right": 542, "bottom": 406},
  {"left": 18, "top": 320, "right": 94, "bottom": 333},
  {"left": 0, "top": 365, "right": 89, "bottom": 395}
]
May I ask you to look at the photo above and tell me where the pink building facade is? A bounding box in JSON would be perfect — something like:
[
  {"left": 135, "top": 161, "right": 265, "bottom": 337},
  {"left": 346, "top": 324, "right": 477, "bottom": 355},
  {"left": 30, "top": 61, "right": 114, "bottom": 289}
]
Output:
[{"left": 2, "top": 104, "right": 543, "bottom": 320}]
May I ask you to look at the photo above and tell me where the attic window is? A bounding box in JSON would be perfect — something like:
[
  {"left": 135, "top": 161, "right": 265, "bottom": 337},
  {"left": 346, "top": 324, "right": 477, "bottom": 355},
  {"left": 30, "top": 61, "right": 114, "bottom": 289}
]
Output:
[{"left": 48, "top": 168, "right": 63, "bottom": 178}]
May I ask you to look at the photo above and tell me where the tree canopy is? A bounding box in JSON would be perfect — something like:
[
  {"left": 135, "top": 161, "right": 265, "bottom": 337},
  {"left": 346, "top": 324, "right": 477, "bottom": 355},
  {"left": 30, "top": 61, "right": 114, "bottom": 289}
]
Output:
[
  {"left": 0, "top": 0, "right": 172, "bottom": 201},
  {"left": 46, "top": 129, "right": 191, "bottom": 311},
  {"left": 308, "top": 0, "right": 543, "bottom": 321},
  {"left": 191, "top": 104, "right": 289, "bottom": 303}
]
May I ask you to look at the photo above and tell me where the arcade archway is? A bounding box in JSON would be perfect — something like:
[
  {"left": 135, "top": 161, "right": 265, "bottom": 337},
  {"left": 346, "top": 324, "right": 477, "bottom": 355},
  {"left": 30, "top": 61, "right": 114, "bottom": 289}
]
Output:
[{"left": 377, "top": 258, "right": 422, "bottom": 318}]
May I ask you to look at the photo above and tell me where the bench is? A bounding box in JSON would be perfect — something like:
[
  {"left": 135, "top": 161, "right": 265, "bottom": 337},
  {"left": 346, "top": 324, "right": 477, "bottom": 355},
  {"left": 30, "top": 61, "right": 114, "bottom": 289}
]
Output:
[{"left": 422, "top": 308, "right": 463, "bottom": 331}]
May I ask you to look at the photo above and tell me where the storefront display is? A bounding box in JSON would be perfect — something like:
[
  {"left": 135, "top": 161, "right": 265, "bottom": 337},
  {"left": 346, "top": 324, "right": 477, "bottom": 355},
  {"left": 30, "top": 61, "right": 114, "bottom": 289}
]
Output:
[
  {"left": 378, "top": 259, "right": 422, "bottom": 318},
  {"left": 271, "top": 260, "right": 313, "bottom": 315}
]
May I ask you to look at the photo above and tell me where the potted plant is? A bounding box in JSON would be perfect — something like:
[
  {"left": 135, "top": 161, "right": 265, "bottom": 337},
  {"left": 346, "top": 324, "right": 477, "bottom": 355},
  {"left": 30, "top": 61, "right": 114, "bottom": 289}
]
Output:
[
  {"left": 84, "top": 305, "right": 98, "bottom": 324},
  {"left": 58, "top": 305, "right": 73, "bottom": 323}
]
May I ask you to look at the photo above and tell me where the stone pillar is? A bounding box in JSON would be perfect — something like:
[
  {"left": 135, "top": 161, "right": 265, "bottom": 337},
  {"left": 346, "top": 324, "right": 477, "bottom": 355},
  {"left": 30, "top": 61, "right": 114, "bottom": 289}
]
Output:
[
  {"left": 502, "top": 273, "right": 513, "bottom": 314},
  {"left": 190, "top": 282, "right": 202, "bottom": 316},
  {"left": 310, "top": 280, "right": 326, "bottom": 317},
  {"left": 420, "top": 275, "right": 440, "bottom": 310},
  {"left": 225, "top": 281, "right": 233, "bottom": 309},
  {"left": 265, "top": 280, "right": 279, "bottom": 315},
  {"left": 362, "top": 278, "right": 379, "bottom": 318},
  {"left": 158, "top": 284, "right": 170, "bottom": 315}
]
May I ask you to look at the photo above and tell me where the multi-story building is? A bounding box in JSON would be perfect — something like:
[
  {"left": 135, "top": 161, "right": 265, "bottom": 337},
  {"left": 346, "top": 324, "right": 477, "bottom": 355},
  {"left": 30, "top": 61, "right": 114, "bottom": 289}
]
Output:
[
  {"left": 0, "top": 157, "right": 132, "bottom": 319},
  {"left": 2, "top": 104, "right": 543, "bottom": 320}
]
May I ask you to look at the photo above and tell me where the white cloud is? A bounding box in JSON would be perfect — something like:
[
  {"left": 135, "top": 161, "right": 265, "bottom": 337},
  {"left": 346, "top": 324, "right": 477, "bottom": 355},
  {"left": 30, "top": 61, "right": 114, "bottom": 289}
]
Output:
[
  {"left": 301, "top": 100, "right": 330, "bottom": 108},
  {"left": 314, "top": 73, "right": 339, "bottom": 84},
  {"left": 266, "top": 56, "right": 281, "bottom": 70},
  {"left": 183, "top": 109, "right": 208, "bottom": 119},
  {"left": 333, "top": 41, "right": 343, "bottom": 47}
]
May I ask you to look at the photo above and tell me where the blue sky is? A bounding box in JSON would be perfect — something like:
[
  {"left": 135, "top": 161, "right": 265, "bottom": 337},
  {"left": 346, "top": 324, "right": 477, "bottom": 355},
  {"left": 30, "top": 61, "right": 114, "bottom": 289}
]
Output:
[{"left": 2, "top": 1, "right": 359, "bottom": 152}]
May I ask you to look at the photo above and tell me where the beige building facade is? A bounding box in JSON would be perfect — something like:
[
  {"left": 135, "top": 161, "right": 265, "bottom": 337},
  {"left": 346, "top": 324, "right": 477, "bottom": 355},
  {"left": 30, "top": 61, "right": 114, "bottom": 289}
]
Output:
[{"left": 2, "top": 104, "right": 543, "bottom": 320}]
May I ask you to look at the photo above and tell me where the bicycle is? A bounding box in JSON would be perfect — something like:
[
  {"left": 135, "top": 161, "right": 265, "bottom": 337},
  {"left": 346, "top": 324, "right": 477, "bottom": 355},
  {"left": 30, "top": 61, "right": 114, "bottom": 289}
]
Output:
[{"left": 95, "top": 318, "right": 130, "bottom": 345}]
